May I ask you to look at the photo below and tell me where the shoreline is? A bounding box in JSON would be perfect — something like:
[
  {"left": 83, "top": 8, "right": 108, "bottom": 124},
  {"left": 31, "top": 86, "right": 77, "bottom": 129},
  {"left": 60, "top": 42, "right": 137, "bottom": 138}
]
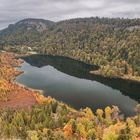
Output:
[
  {"left": 90, "top": 70, "right": 140, "bottom": 84},
  {"left": 0, "top": 52, "right": 47, "bottom": 109},
  {"left": 14, "top": 58, "right": 44, "bottom": 94}
]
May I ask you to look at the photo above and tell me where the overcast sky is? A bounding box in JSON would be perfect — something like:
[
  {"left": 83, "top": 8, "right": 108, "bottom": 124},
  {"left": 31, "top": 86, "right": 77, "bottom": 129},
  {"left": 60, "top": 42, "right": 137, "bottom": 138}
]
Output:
[{"left": 0, "top": 0, "right": 140, "bottom": 29}]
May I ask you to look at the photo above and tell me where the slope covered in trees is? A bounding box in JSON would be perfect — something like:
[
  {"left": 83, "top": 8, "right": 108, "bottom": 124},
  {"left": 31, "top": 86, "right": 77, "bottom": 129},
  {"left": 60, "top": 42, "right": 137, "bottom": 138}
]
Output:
[
  {"left": 0, "top": 18, "right": 55, "bottom": 46},
  {"left": 0, "top": 17, "right": 140, "bottom": 80},
  {"left": 0, "top": 98, "right": 140, "bottom": 139}
]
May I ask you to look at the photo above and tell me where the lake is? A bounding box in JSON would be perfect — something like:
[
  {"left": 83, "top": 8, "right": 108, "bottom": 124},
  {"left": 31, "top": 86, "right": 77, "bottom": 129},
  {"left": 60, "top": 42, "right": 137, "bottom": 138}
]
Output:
[{"left": 16, "top": 55, "right": 140, "bottom": 116}]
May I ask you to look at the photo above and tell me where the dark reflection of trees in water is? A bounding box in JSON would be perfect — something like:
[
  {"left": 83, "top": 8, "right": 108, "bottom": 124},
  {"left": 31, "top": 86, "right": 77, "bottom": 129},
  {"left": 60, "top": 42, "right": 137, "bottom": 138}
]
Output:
[{"left": 21, "top": 55, "right": 140, "bottom": 103}]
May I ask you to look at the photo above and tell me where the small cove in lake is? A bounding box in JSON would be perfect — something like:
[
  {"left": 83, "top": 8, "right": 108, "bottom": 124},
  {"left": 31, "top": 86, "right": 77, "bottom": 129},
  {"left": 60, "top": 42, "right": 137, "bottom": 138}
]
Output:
[{"left": 16, "top": 55, "right": 140, "bottom": 116}]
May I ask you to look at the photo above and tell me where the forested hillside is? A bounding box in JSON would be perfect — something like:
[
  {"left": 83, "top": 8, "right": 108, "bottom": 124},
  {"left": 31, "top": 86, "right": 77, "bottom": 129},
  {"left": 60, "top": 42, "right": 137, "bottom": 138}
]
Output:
[
  {"left": 0, "top": 17, "right": 140, "bottom": 79},
  {"left": 0, "top": 18, "right": 55, "bottom": 46},
  {"left": 0, "top": 102, "right": 140, "bottom": 140}
]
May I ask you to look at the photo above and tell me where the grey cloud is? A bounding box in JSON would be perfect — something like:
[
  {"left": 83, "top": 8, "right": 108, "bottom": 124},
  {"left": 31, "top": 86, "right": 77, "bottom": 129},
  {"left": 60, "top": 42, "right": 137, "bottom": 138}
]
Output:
[{"left": 0, "top": 0, "right": 140, "bottom": 30}]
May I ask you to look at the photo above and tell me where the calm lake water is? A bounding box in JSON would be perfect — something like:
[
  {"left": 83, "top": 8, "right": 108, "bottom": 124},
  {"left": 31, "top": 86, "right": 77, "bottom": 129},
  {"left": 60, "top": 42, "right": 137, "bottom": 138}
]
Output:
[{"left": 16, "top": 55, "right": 140, "bottom": 116}]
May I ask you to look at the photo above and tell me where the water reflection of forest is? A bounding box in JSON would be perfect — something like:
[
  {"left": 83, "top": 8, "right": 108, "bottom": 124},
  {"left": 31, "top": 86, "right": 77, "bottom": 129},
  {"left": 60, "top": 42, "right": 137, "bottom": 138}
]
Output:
[{"left": 21, "top": 55, "right": 140, "bottom": 103}]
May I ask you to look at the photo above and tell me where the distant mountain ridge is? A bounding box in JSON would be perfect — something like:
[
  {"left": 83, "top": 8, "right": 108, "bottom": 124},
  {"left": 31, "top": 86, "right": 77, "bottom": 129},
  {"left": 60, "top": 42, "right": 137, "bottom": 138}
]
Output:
[
  {"left": 15, "top": 18, "right": 55, "bottom": 32},
  {"left": 1, "top": 18, "right": 55, "bottom": 32},
  {"left": 0, "top": 17, "right": 140, "bottom": 46},
  {"left": 0, "top": 18, "right": 55, "bottom": 46}
]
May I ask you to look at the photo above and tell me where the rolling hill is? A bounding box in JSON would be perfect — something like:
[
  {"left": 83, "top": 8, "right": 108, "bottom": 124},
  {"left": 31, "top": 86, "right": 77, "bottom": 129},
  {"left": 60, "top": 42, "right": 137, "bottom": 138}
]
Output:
[{"left": 0, "top": 17, "right": 140, "bottom": 78}]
